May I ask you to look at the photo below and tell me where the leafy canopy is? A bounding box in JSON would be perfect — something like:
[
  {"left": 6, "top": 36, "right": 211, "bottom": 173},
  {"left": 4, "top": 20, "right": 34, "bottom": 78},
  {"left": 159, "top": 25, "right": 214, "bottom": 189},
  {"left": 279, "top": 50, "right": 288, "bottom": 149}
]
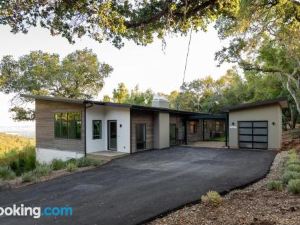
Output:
[
  {"left": 0, "top": 0, "right": 239, "bottom": 48},
  {"left": 0, "top": 49, "right": 112, "bottom": 120},
  {"left": 215, "top": 0, "right": 300, "bottom": 112},
  {"left": 109, "top": 83, "right": 154, "bottom": 106}
]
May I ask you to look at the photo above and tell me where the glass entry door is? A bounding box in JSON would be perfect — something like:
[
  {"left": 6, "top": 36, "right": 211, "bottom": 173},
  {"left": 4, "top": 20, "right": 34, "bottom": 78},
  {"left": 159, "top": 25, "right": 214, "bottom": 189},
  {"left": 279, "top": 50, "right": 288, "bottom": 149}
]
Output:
[
  {"left": 170, "top": 124, "right": 177, "bottom": 146},
  {"left": 136, "top": 124, "right": 146, "bottom": 151},
  {"left": 108, "top": 120, "right": 117, "bottom": 150}
]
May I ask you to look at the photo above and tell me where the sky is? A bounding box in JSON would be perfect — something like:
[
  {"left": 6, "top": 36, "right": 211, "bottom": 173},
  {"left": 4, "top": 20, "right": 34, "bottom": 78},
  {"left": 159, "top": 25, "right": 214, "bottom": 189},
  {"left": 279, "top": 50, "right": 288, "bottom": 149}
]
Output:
[{"left": 0, "top": 25, "right": 231, "bottom": 127}]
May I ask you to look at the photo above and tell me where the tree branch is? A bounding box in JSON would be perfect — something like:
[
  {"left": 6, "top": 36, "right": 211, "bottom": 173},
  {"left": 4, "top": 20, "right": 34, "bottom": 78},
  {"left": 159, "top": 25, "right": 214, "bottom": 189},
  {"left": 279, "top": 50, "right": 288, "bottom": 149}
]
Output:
[{"left": 125, "top": 0, "right": 216, "bottom": 29}]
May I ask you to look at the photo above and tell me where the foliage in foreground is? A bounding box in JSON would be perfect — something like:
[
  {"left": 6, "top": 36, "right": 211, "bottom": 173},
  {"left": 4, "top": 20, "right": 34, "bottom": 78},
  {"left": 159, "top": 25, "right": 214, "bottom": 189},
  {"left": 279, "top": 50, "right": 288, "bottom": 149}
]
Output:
[
  {"left": 0, "top": 166, "right": 16, "bottom": 180},
  {"left": 201, "top": 191, "right": 223, "bottom": 207},
  {"left": 51, "top": 159, "right": 67, "bottom": 171},
  {"left": 66, "top": 162, "right": 78, "bottom": 172},
  {"left": 0, "top": 145, "right": 36, "bottom": 176},
  {"left": 287, "top": 179, "right": 300, "bottom": 194},
  {"left": 267, "top": 180, "right": 283, "bottom": 191},
  {"left": 21, "top": 164, "right": 52, "bottom": 183}
]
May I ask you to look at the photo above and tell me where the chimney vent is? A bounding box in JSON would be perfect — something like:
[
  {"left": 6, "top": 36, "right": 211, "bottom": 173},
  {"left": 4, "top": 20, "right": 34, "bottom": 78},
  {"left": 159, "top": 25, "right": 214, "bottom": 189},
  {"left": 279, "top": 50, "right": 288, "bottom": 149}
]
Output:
[{"left": 152, "top": 94, "right": 169, "bottom": 108}]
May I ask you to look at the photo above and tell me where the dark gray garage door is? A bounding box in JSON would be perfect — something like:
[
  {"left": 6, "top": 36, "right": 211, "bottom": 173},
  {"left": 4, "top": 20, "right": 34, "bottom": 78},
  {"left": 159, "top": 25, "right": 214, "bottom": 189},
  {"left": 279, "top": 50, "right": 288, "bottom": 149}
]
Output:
[{"left": 238, "top": 121, "right": 268, "bottom": 149}]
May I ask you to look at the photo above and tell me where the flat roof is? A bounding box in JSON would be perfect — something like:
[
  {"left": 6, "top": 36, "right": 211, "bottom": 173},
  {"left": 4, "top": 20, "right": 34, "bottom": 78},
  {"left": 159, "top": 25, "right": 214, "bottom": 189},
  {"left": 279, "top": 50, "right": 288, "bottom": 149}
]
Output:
[
  {"left": 224, "top": 98, "right": 288, "bottom": 112},
  {"left": 22, "top": 94, "right": 208, "bottom": 116}
]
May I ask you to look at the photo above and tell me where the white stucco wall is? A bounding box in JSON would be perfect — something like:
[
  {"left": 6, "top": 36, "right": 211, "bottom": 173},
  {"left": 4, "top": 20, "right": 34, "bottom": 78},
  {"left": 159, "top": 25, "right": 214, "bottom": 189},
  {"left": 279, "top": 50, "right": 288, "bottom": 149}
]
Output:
[
  {"left": 85, "top": 105, "right": 130, "bottom": 153},
  {"left": 86, "top": 105, "right": 106, "bottom": 153},
  {"left": 229, "top": 104, "right": 282, "bottom": 150},
  {"left": 104, "top": 106, "right": 131, "bottom": 153},
  {"left": 36, "top": 148, "right": 84, "bottom": 164}
]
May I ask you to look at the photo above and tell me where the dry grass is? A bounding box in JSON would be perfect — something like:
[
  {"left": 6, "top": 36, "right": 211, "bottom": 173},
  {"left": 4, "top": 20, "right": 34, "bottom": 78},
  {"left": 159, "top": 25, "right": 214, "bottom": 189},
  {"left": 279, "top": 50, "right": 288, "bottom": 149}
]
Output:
[{"left": 0, "top": 133, "right": 35, "bottom": 156}]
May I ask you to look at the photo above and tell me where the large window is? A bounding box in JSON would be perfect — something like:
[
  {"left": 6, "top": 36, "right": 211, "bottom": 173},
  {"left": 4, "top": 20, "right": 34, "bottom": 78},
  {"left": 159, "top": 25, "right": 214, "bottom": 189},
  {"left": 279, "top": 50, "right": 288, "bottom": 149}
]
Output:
[
  {"left": 136, "top": 124, "right": 146, "bottom": 150},
  {"left": 93, "top": 120, "right": 102, "bottom": 139},
  {"left": 54, "top": 112, "right": 81, "bottom": 139}
]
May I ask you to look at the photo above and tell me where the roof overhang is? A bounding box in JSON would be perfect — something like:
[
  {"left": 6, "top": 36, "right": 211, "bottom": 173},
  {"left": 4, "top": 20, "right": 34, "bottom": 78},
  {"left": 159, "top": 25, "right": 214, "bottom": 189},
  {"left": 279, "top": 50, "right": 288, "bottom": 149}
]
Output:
[
  {"left": 21, "top": 94, "right": 85, "bottom": 104},
  {"left": 21, "top": 94, "right": 208, "bottom": 114},
  {"left": 223, "top": 98, "right": 288, "bottom": 112}
]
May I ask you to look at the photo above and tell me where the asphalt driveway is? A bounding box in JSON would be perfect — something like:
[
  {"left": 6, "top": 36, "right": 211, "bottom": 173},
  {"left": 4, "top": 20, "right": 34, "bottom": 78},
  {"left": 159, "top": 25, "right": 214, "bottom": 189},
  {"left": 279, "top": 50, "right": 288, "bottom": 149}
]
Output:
[{"left": 0, "top": 147, "right": 276, "bottom": 225}]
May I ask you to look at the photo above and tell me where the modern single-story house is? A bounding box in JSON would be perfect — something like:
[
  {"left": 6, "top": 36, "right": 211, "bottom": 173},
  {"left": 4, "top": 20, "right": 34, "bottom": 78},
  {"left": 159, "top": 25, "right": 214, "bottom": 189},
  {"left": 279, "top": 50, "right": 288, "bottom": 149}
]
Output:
[{"left": 23, "top": 95, "right": 287, "bottom": 163}]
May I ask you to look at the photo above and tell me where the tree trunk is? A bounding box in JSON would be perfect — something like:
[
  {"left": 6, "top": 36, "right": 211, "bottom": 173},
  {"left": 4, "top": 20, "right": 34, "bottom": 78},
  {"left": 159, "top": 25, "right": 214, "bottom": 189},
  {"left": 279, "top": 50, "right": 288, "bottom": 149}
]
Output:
[
  {"left": 286, "top": 76, "right": 300, "bottom": 114},
  {"left": 289, "top": 106, "right": 298, "bottom": 129}
]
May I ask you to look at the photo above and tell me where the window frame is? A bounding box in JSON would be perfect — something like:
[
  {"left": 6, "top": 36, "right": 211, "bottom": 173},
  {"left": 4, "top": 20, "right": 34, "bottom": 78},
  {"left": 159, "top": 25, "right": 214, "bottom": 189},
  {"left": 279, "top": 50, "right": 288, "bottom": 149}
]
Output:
[
  {"left": 54, "top": 112, "right": 82, "bottom": 140},
  {"left": 189, "top": 121, "right": 197, "bottom": 134},
  {"left": 136, "top": 123, "right": 147, "bottom": 150},
  {"left": 92, "top": 120, "right": 102, "bottom": 140}
]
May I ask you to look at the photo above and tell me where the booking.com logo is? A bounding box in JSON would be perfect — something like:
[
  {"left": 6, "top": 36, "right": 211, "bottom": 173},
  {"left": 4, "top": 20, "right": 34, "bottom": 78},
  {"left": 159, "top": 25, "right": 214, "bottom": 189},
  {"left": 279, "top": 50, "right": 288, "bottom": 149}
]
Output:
[{"left": 0, "top": 204, "right": 72, "bottom": 219}]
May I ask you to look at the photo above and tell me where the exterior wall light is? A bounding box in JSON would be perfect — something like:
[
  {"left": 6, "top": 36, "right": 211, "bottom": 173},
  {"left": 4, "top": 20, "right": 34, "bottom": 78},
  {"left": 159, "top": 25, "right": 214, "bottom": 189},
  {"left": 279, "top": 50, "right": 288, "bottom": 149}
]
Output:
[
  {"left": 232, "top": 122, "right": 235, "bottom": 126},
  {"left": 272, "top": 122, "right": 276, "bottom": 126}
]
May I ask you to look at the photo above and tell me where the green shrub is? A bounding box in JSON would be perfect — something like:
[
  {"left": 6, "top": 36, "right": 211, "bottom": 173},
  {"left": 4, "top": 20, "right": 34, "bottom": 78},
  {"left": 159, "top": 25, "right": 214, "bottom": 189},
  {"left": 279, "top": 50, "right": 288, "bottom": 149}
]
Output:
[
  {"left": 6, "top": 146, "right": 36, "bottom": 176},
  {"left": 66, "top": 158, "right": 77, "bottom": 164},
  {"left": 287, "top": 150, "right": 299, "bottom": 161},
  {"left": 0, "top": 166, "right": 16, "bottom": 180},
  {"left": 21, "top": 171, "right": 37, "bottom": 183},
  {"left": 267, "top": 180, "right": 283, "bottom": 191},
  {"left": 286, "top": 159, "right": 300, "bottom": 167},
  {"left": 287, "top": 179, "right": 300, "bottom": 194},
  {"left": 76, "top": 157, "right": 93, "bottom": 168},
  {"left": 282, "top": 171, "right": 300, "bottom": 184},
  {"left": 34, "top": 164, "right": 52, "bottom": 177},
  {"left": 201, "top": 191, "right": 223, "bottom": 207},
  {"left": 51, "top": 159, "right": 66, "bottom": 170},
  {"left": 287, "top": 164, "right": 300, "bottom": 173},
  {"left": 66, "top": 162, "right": 77, "bottom": 172}
]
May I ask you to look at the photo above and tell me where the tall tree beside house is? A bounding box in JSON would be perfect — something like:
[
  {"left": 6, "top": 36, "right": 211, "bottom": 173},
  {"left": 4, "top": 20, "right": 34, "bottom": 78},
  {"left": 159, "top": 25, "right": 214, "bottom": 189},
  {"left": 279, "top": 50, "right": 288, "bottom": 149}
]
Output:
[
  {"left": 112, "top": 83, "right": 129, "bottom": 103},
  {"left": 126, "top": 85, "right": 154, "bottom": 106},
  {"left": 110, "top": 83, "right": 154, "bottom": 106},
  {"left": 0, "top": 49, "right": 113, "bottom": 121},
  {"left": 215, "top": 0, "right": 300, "bottom": 113},
  {"left": 166, "top": 68, "right": 294, "bottom": 126},
  {"left": 0, "top": 1, "right": 239, "bottom": 48},
  {"left": 103, "top": 95, "right": 111, "bottom": 102}
]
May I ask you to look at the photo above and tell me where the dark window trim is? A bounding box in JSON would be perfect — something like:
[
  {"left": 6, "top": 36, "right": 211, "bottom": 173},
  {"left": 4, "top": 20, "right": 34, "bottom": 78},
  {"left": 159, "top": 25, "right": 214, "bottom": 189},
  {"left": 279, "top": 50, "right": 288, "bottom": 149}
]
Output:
[
  {"left": 54, "top": 112, "right": 82, "bottom": 140},
  {"left": 170, "top": 123, "right": 177, "bottom": 146},
  {"left": 92, "top": 120, "right": 102, "bottom": 139},
  {"left": 189, "top": 121, "right": 197, "bottom": 134},
  {"left": 107, "top": 120, "right": 117, "bottom": 150}
]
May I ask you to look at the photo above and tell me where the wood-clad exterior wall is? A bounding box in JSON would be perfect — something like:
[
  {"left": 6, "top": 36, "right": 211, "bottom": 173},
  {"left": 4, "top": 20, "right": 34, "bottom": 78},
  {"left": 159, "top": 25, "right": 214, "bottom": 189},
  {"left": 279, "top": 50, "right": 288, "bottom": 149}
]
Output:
[
  {"left": 131, "top": 110, "right": 154, "bottom": 153},
  {"left": 35, "top": 100, "right": 85, "bottom": 153}
]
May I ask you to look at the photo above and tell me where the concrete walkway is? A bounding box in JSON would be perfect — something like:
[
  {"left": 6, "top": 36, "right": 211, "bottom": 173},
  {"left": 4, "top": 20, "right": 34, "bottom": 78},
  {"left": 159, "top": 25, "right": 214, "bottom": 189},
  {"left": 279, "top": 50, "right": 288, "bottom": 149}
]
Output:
[{"left": 0, "top": 147, "right": 276, "bottom": 225}]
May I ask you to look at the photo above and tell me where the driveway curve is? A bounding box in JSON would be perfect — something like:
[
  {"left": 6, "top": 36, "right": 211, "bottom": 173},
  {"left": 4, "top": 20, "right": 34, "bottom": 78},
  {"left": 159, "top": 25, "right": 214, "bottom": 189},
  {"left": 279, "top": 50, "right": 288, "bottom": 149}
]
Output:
[{"left": 0, "top": 147, "right": 276, "bottom": 225}]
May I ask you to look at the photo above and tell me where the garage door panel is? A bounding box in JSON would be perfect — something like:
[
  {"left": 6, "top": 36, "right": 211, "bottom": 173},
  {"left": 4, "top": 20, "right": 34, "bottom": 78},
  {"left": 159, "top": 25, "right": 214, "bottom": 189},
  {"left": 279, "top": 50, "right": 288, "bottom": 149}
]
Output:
[
  {"left": 253, "top": 121, "right": 268, "bottom": 127},
  {"left": 253, "top": 135, "right": 268, "bottom": 142},
  {"left": 238, "top": 121, "right": 268, "bottom": 149},
  {"left": 253, "top": 143, "right": 268, "bottom": 149},
  {"left": 239, "top": 142, "right": 253, "bottom": 148},
  {"left": 239, "top": 135, "right": 252, "bottom": 141},
  {"left": 253, "top": 128, "right": 267, "bottom": 135},
  {"left": 239, "top": 122, "right": 252, "bottom": 127},
  {"left": 239, "top": 128, "right": 252, "bottom": 135}
]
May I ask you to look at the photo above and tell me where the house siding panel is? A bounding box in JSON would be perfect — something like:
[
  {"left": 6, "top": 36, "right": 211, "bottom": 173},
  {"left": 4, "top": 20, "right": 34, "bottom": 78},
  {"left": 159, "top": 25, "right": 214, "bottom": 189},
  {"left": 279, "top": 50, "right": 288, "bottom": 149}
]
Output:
[
  {"left": 169, "top": 114, "right": 186, "bottom": 144},
  {"left": 131, "top": 111, "right": 154, "bottom": 153},
  {"left": 35, "top": 100, "right": 85, "bottom": 153}
]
